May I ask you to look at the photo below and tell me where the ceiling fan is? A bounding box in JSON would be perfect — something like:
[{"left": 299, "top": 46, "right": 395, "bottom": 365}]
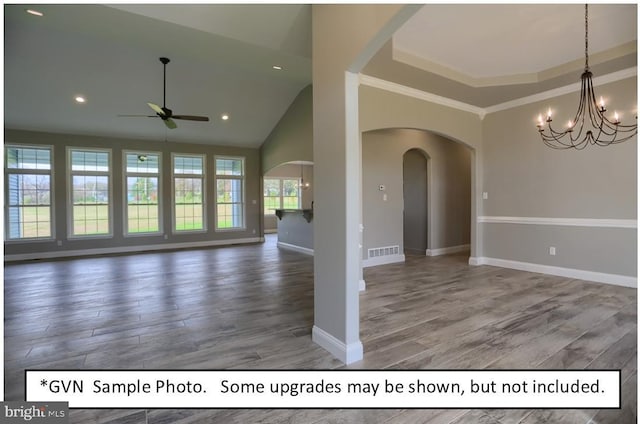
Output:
[{"left": 119, "top": 57, "right": 210, "bottom": 129}]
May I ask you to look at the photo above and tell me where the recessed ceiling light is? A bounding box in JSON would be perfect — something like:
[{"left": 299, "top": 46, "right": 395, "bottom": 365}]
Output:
[
  {"left": 26, "top": 9, "right": 43, "bottom": 17},
  {"left": 221, "top": 113, "right": 229, "bottom": 121},
  {"left": 272, "top": 65, "right": 283, "bottom": 70},
  {"left": 75, "top": 96, "right": 86, "bottom": 103}
]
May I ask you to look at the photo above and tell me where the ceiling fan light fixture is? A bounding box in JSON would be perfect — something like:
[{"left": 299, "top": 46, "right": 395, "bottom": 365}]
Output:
[
  {"left": 118, "top": 57, "right": 210, "bottom": 129},
  {"left": 221, "top": 113, "right": 230, "bottom": 121},
  {"left": 74, "top": 96, "right": 86, "bottom": 103}
]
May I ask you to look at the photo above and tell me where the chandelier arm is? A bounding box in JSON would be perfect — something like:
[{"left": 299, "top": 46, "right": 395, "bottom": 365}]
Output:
[{"left": 543, "top": 125, "right": 582, "bottom": 149}]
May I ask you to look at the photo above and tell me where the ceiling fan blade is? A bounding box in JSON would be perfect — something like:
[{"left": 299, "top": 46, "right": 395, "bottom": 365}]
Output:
[
  {"left": 172, "top": 115, "right": 210, "bottom": 122},
  {"left": 147, "top": 102, "right": 165, "bottom": 116},
  {"left": 163, "top": 118, "right": 177, "bottom": 130},
  {"left": 117, "top": 114, "right": 157, "bottom": 118}
]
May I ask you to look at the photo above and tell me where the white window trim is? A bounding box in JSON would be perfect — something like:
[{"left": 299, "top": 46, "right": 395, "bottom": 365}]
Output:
[
  {"left": 4, "top": 144, "right": 55, "bottom": 242},
  {"left": 67, "top": 147, "right": 113, "bottom": 239},
  {"left": 171, "top": 153, "right": 207, "bottom": 234},
  {"left": 214, "top": 155, "right": 246, "bottom": 232},
  {"left": 123, "top": 150, "right": 163, "bottom": 237}
]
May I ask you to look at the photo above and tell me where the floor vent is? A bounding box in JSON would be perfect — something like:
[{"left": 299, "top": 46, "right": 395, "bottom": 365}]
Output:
[{"left": 368, "top": 245, "right": 400, "bottom": 259}]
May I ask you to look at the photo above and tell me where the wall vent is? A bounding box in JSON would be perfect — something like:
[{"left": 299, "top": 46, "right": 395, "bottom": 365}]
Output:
[{"left": 368, "top": 245, "right": 400, "bottom": 259}]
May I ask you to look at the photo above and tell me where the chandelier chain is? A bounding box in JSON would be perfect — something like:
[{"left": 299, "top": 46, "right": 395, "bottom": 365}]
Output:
[{"left": 584, "top": 4, "right": 589, "bottom": 70}]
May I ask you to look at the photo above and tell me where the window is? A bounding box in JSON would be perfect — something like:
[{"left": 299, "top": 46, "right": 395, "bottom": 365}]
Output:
[
  {"left": 5, "top": 145, "right": 53, "bottom": 240},
  {"left": 263, "top": 178, "right": 300, "bottom": 214},
  {"left": 215, "top": 157, "right": 244, "bottom": 230},
  {"left": 263, "top": 179, "right": 281, "bottom": 214},
  {"left": 173, "top": 154, "right": 205, "bottom": 232},
  {"left": 125, "top": 152, "right": 161, "bottom": 235},
  {"left": 69, "top": 148, "right": 111, "bottom": 237}
]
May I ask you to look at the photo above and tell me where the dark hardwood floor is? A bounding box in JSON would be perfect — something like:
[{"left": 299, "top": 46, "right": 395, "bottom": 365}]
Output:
[{"left": 4, "top": 235, "right": 636, "bottom": 423}]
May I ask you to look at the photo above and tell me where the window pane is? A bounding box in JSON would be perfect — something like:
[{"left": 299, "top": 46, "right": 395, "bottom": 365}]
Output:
[
  {"left": 216, "top": 179, "right": 243, "bottom": 228},
  {"left": 126, "top": 176, "right": 159, "bottom": 234},
  {"left": 126, "top": 153, "right": 159, "bottom": 174},
  {"left": 264, "top": 179, "right": 280, "bottom": 196},
  {"left": 73, "top": 204, "right": 109, "bottom": 236},
  {"left": 282, "top": 179, "right": 300, "bottom": 209},
  {"left": 6, "top": 147, "right": 51, "bottom": 170},
  {"left": 174, "top": 156, "right": 203, "bottom": 175},
  {"left": 71, "top": 150, "right": 109, "bottom": 172},
  {"left": 216, "top": 158, "right": 243, "bottom": 176}
]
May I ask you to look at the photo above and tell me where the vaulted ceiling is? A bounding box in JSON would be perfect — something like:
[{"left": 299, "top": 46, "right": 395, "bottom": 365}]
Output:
[{"left": 4, "top": 4, "right": 637, "bottom": 146}]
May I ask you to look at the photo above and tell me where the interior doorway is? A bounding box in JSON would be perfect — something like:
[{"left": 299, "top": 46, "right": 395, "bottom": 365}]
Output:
[{"left": 402, "top": 148, "right": 428, "bottom": 255}]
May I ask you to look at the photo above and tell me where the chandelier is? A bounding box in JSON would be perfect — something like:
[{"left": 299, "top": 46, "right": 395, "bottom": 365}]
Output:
[{"left": 536, "top": 4, "right": 637, "bottom": 149}]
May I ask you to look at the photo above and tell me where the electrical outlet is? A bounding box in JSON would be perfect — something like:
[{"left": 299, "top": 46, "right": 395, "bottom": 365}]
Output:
[
  {"left": 482, "top": 192, "right": 489, "bottom": 200},
  {"left": 383, "top": 193, "right": 388, "bottom": 202},
  {"left": 549, "top": 246, "right": 556, "bottom": 256}
]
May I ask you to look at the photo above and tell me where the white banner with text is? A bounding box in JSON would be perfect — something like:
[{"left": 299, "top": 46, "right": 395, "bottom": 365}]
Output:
[{"left": 26, "top": 370, "right": 620, "bottom": 409}]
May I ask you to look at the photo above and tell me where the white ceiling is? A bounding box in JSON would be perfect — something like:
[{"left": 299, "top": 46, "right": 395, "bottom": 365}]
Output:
[
  {"left": 4, "top": 4, "right": 637, "bottom": 147},
  {"left": 394, "top": 4, "right": 637, "bottom": 80}
]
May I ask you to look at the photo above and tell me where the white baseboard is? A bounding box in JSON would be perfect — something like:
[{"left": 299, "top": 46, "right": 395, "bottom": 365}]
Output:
[
  {"left": 4, "top": 237, "right": 264, "bottom": 262},
  {"left": 312, "top": 325, "right": 363, "bottom": 365},
  {"left": 277, "top": 241, "right": 314, "bottom": 256},
  {"left": 362, "top": 253, "right": 405, "bottom": 268},
  {"left": 359, "top": 279, "right": 366, "bottom": 291},
  {"left": 426, "top": 244, "right": 470, "bottom": 256},
  {"left": 472, "top": 256, "right": 636, "bottom": 288},
  {"left": 468, "top": 256, "right": 484, "bottom": 266}
]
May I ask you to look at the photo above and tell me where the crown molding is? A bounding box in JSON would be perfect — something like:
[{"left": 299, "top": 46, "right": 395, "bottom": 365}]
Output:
[
  {"left": 359, "top": 67, "right": 637, "bottom": 119},
  {"left": 359, "top": 74, "right": 486, "bottom": 118},
  {"left": 485, "top": 67, "right": 638, "bottom": 115}
]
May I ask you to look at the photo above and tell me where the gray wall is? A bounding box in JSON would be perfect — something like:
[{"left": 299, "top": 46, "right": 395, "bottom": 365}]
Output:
[
  {"left": 260, "top": 85, "right": 313, "bottom": 174},
  {"left": 5, "top": 129, "right": 262, "bottom": 258},
  {"left": 276, "top": 212, "right": 314, "bottom": 250},
  {"left": 481, "top": 76, "right": 637, "bottom": 276},
  {"left": 362, "top": 128, "right": 472, "bottom": 259},
  {"left": 263, "top": 163, "right": 314, "bottom": 232}
]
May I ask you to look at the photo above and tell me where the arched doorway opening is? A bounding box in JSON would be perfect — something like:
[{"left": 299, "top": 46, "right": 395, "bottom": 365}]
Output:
[{"left": 403, "top": 148, "right": 429, "bottom": 255}]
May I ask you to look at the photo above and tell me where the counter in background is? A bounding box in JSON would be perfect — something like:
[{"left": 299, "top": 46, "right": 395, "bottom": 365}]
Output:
[{"left": 275, "top": 209, "right": 314, "bottom": 255}]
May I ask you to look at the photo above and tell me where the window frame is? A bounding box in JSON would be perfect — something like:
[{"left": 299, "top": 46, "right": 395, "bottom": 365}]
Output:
[
  {"left": 67, "top": 147, "right": 113, "bottom": 239},
  {"left": 172, "top": 153, "right": 207, "bottom": 234},
  {"left": 123, "top": 150, "right": 163, "bottom": 237},
  {"left": 214, "top": 155, "right": 245, "bottom": 232},
  {"left": 4, "top": 144, "right": 55, "bottom": 242}
]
